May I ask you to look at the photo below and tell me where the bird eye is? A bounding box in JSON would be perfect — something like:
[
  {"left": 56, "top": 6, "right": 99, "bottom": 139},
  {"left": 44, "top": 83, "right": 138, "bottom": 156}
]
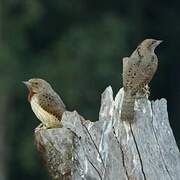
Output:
[{"left": 34, "top": 82, "right": 38, "bottom": 85}]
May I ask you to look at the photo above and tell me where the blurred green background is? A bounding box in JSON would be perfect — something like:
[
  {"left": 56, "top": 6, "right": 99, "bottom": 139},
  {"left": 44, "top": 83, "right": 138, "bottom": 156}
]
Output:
[{"left": 0, "top": 0, "right": 179, "bottom": 179}]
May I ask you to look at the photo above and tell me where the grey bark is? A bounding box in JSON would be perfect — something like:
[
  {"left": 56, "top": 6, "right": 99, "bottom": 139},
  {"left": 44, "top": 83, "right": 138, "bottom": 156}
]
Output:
[{"left": 35, "top": 87, "right": 180, "bottom": 180}]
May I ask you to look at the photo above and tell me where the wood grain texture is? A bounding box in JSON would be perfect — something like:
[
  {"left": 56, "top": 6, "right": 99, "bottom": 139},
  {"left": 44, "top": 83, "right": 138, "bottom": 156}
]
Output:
[{"left": 35, "top": 87, "right": 180, "bottom": 180}]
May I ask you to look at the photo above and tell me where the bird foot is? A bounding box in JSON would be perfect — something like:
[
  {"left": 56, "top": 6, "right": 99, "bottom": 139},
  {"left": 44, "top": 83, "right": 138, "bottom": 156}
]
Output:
[
  {"left": 136, "top": 85, "right": 150, "bottom": 99},
  {"left": 34, "top": 123, "right": 47, "bottom": 133}
]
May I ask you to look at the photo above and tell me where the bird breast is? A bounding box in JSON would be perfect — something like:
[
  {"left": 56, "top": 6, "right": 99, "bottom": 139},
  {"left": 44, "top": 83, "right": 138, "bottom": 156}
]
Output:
[{"left": 30, "top": 95, "right": 59, "bottom": 128}]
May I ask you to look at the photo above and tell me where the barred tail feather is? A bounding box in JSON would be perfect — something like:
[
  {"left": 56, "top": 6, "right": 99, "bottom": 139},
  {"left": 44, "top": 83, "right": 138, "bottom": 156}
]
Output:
[{"left": 120, "top": 91, "right": 135, "bottom": 122}]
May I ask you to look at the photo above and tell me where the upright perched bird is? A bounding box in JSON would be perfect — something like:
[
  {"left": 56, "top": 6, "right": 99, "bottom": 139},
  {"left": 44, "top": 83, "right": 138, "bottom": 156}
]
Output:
[
  {"left": 121, "top": 39, "right": 162, "bottom": 122},
  {"left": 23, "top": 78, "right": 66, "bottom": 129}
]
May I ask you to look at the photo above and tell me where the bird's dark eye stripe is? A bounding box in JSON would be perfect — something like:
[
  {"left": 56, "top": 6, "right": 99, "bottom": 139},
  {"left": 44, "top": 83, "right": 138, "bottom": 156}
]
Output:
[{"left": 152, "top": 40, "right": 156, "bottom": 44}]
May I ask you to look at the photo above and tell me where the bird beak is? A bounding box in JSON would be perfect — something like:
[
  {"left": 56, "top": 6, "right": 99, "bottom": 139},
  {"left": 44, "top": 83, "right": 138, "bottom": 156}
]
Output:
[
  {"left": 22, "top": 81, "right": 30, "bottom": 88},
  {"left": 156, "top": 40, "right": 163, "bottom": 46},
  {"left": 152, "top": 40, "right": 163, "bottom": 50}
]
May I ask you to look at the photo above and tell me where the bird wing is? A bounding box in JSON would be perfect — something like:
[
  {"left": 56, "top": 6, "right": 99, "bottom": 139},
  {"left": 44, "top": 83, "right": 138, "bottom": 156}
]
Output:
[
  {"left": 122, "top": 57, "right": 140, "bottom": 91},
  {"left": 38, "top": 92, "right": 66, "bottom": 120},
  {"left": 123, "top": 56, "right": 158, "bottom": 94}
]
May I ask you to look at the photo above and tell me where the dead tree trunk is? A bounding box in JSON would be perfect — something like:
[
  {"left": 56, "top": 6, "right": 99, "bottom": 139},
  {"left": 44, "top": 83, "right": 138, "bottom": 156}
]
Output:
[{"left": 35, "top": 87, "right": 180, "bottom": 180}]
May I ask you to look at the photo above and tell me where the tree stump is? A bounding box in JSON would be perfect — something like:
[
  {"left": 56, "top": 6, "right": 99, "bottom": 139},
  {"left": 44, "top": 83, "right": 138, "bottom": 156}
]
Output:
[{"left": 35, "top": 87, "right": 180, "bottom": 180}]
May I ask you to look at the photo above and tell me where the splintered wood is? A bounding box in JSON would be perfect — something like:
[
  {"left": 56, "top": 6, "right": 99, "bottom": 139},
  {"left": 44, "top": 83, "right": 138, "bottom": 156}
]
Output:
[{"left": 35, "top": 87, "right": 180, "bottom": 180}]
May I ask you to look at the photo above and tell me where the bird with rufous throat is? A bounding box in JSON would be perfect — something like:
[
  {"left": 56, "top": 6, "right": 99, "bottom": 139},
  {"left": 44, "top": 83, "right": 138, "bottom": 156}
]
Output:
[{"left": 23, "top": 78, "right": 66, "bottom": 130}]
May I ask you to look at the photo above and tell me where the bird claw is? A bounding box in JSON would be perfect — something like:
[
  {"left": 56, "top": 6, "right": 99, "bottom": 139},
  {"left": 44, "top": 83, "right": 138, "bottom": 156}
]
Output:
[
  {"left": 34, "top": 123, "right": 47, "bottom": 133},
  {"left": 136, "top": 85, "right": 150, "bottom": 98}
]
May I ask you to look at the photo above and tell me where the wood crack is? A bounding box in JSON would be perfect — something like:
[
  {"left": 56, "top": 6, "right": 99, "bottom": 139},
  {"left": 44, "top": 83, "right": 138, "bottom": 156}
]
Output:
[
  {"left": 81, "top": 121, "right": 106, "bottom": 169},
  {"left": 73, "top": 123, "right": 104, "bottom": 179},
  {"left": 130, "top": 123, "right": 146, "bottom": 180},
  {"left": 86, "top": 157, "right": 103, "bottom": 180},
  {"left": 112, "top": 126, "right": 130, "bottom": 180},
  {"left": 151, "top": 103, "right": 173, "bottom": 180}
]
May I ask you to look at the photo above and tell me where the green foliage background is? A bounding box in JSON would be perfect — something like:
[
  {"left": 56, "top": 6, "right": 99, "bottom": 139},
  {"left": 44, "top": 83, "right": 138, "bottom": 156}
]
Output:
[{"left": 0, "top": 0, "right": 180, "bottom": 179}]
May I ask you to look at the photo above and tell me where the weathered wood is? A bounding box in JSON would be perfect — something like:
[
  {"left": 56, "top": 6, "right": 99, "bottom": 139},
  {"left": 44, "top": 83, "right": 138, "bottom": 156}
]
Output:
[
  {"left": 35, "top": 127, "right": 73, "bottom": 180},
  {"left": 35, "top": 87, "right": 180, "bottom": 180}
]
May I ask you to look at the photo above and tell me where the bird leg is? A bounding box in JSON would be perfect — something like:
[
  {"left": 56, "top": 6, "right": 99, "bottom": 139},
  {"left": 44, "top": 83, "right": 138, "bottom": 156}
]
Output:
[
  {"left": 136, "top": 84, "right": 150, "bottom": 98},
  {"left": 34, "top": 123, "right": 47, "bottom": 132}
]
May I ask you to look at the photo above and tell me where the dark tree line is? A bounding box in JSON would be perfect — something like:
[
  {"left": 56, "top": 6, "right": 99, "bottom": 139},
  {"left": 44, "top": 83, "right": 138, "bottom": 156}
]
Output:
[{"left": 0, "top": 0, "right": 179, "bottom": 179}]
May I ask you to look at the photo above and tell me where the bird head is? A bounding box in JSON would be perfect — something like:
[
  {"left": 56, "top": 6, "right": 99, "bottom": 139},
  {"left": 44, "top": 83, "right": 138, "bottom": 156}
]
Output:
[
  {"left": 23, "top": 78, "right": 52, "bottom": 94},
  {"left": 141, "top": 38, "right": 163, "bottom": 53}
]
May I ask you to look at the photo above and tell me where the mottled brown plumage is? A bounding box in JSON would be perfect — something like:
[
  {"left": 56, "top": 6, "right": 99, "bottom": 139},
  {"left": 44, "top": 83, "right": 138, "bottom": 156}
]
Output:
[
  {"left": 23, "top": 78, "right": 66, "bottom": 129},
  {"left": 121, "top": 39, "right": 162, "bottom": 122}
]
